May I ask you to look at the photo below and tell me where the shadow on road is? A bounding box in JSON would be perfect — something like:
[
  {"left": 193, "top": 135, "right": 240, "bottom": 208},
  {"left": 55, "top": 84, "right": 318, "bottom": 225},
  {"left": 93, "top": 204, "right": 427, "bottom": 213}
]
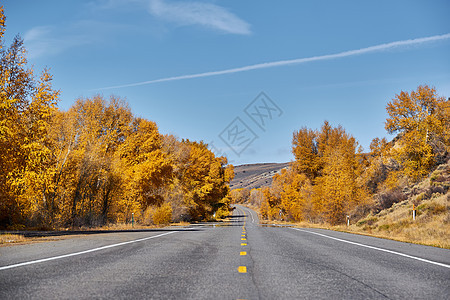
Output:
[
  {"left": 0, "top": 228, "right": 200, "bottom": 238},
  {"left": 226, "top": 215, "right": 247, "bottom": 219},
  {"left": 1, "top": 215, "right": 250, "bottom": 238}
]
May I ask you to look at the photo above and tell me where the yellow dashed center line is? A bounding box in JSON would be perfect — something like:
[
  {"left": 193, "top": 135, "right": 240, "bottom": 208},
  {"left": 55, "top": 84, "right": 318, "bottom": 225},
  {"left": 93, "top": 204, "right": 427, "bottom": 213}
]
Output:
[
  {"left": 238, "top": 266, "right": 247, "bottom": 273},
  {"left": 237, "top": 208, "right": 250, "bottom": 277}
]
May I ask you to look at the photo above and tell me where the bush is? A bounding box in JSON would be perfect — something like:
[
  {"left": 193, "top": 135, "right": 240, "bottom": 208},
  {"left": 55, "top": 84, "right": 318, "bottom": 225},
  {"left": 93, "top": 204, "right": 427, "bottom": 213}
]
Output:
[
  {"left": 429, "top": 185, "right": 446, "bottom": 195},
  {"left": 378, "top": 224, "right": 390, "bottom": 231},
  {"left": 376, "top": 189, "right": 407, "bottom": 210},
  {"left": 430, "top": 172, "right": 439, "bottom": 182},
  {"left": 153, "top": 203, "right": 172, "bottom": 225},
  {"left": 215, "top": 205, "right": 230, "bottom": 219},
  {"left": 418, "top": 203, "right": 447, "bottom": 215}
]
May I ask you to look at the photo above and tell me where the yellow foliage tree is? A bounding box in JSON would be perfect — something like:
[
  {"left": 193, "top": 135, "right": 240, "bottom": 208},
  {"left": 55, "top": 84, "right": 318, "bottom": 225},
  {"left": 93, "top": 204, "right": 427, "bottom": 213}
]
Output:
[
  {"left": 117, "top": 117, "right": 172, "bottom": 223},
  {"left": 385, "top": 85, "right": 449, "bottom": 180},
  {"left": 261, "top": 122, "right": 367, "bottom": 225},
  {"left": 0, "top": 7, "right": 60, "bottom": 227},
  {"left": 292, "top": 127, "right": 319, "bottom": 180},
  {"left": 230, "top": 188, "right": 250, "bottom": 204},
  {"left": 177, "top": 140, "right": 232, "bottom": 220}
]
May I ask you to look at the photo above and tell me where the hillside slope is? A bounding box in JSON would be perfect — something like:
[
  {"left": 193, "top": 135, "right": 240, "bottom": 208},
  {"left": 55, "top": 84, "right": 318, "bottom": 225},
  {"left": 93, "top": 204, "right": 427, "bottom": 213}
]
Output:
[
  {"left": 230, "top": 162, "right": 290, "bottom": 190},
  {"left": 344, "top": 160, "right": 450, "bottom": 248}
]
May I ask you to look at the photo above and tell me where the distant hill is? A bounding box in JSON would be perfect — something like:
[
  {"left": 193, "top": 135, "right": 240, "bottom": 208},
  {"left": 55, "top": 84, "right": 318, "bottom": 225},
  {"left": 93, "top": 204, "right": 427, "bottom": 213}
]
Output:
[{"left": 230, "top": 162, "right": 290, "bottom": 190}]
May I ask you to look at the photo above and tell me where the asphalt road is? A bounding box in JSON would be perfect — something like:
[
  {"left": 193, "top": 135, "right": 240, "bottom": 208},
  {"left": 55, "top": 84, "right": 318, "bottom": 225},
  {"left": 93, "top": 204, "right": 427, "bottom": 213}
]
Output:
[{"left": 1, "top": 205, "right": 449, "bottom": 299}]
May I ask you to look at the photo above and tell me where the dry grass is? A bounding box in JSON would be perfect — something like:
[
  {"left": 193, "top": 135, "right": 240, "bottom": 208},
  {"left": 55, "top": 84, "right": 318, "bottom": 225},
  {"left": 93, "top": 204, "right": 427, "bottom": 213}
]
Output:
[
  {"left": 94, "top": 223, "right": 157, "bottom": 230},
  {"left": 342, "top": 192, "right": 450, "bottom": 248},
  {"left": 0, "top": 234, "right": 27, "bottom": 245},
  {"left": 169, "top": 221, "right": 191, "bottom": 227},
  {"left": 65, "top": 220, "right": 194, "bottom": 231}
]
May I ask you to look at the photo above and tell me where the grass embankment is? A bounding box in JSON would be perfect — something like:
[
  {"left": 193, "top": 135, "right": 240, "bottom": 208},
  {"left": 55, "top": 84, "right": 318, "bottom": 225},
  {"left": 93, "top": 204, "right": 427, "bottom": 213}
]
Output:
[
  {"left": 0, "top": 234, "right": 27, "bottom": 245},
  {"left": 342, "top": 193, "right": 449, "bottom": 248},
  {"left": 342, "top": 164, "right": 449, "bottom": 248}
]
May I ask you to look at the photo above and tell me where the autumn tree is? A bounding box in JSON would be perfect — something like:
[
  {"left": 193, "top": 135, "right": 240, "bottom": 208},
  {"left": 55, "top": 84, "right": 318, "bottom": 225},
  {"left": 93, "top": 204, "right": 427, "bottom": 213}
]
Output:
[
  {"left": 160, "top": 134, "right": 191, "bottom": 221},
  {"left": 292, "top": 127, "right": 319, "bottom": 180},
  {"left": 249, "top": 188, "right": 263, "bottom": 206},
  {"left": 177, "top": 140, "right": 232, "bottom": 220},
  {"left": 117, "top": 117, "right": 172, "bottom": 223},
  {"left": 277, "top": 169, "right": 311, "bottom": 221},
  {"left": 0, "top": 7, "right": 60, "bottom": 228},
  {"left": 291, "top": 121, "right": 337, "bottom": 181},
  {"left": 230, "top": 188, "right": 250, "bottom": 204},
  {"left": 385, "top": 85, "right": 449, "bottom": 180},
  {"left": 260, "top": 186, "right": 280, "bottom": 220},
  {"left": 262, "top": 121, "right": 367, "bottom": 224},
  {"left": 359, "top": 137, "right": 390, "bottom": 193},
  {"left": 317, "top": 127, "right": 365, "bottom": 224}
]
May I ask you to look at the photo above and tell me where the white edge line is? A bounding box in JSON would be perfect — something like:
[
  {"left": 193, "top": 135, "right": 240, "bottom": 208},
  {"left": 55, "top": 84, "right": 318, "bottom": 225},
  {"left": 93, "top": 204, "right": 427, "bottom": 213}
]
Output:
[
  {"left": 238, "top": 206, "right": 255, "bottom": 223},
  {"left": 247, "top": 208, "right": 255, "bottom": 223},
  {"left": 0, "top": 231, "right": 176, "bottom": 271},
  {"left": 291, "top": 228, "right": 450, "bottom": 269}
]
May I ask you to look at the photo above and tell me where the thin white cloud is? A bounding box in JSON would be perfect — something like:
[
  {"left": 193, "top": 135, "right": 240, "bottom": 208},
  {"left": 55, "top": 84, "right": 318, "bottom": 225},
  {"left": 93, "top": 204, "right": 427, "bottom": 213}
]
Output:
[
  {"left": 24, "top": 25, "right": 92, "bottom": 59},
  {"left": 23, "top": 26, "right": 53, "bottom": 42},
  {"left": 97, "top": 33, "right": 450, "bottom": 90},
  {"left": 23, "top": 21, "right": 132, "bottom": 59},
  {"left": 86, "top": 0, "right": 146, "bottom": 12},
  {"left": 23, "top": 26, "right": 94, "bottom": 59},
  {"left": 148, "top": 0, "right": 251, "bottom": 35}
]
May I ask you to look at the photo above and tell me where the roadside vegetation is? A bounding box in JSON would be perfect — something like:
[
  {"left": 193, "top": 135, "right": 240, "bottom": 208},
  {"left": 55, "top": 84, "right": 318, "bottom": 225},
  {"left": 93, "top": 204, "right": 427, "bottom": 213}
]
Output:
[
  {"left": 0, "top": 7, "right": 234, "bottom": 231},
  {"left": 1, "top": 3, "right": 448, "bottom": 247},
  {"left": 232, "top": 85, "right": 449, "bottom": 248},
  {"left": 0, "top": 233, "right": 26, "bottom": 245}
]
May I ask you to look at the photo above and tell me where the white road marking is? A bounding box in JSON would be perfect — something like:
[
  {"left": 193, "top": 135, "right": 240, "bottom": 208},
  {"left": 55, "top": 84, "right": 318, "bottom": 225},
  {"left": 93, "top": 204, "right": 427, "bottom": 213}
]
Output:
[
  {"left": 250, "top": 210, "right": 255, "bottom": 223},
  {"left": 238, "top": 206, "right": 255, "bottom": 223},
  {"left": 291, "top": 228, "right": 450, "bottom": 269},
  {"left": 246, "top": 208, "right": 255, "bottom": 223},
  {"left": 0, "top": 231, "right": 176, "bottom": 271}
]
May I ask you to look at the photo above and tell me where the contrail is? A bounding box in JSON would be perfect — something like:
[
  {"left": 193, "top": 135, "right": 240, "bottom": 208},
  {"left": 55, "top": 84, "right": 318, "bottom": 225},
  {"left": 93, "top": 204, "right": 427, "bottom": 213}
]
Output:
[{"left": 97, "top": 33, "right": 450, "bottom": 90}]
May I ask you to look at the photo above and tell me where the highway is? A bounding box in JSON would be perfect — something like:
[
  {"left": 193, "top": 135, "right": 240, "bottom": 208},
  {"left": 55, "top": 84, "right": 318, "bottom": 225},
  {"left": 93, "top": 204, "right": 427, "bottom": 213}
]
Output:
[{"left": 1, "top": 205, "right": 449, "bottom": 299}]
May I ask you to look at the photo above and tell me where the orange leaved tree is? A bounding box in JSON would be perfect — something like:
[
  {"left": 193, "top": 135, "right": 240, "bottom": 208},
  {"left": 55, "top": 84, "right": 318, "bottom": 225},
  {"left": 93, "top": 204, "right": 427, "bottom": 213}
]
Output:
[{"left": 385, "top": 85, "right": 449, "bottom": 180}]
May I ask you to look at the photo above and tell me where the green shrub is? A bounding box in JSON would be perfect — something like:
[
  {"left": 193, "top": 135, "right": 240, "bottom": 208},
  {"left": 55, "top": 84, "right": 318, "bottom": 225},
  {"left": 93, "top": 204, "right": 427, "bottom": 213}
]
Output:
[
  {"left": 430, "top": 171, "right": 439, "bottom": 182},
  {"left": 367, "top": 217, "right": 378, "bottom": 225},
  {"left": 357, "top": 216, "right": 378, "bottom": 227},
  {"left": 429, "top": 203, "right": 447, "bottom": 214},
  {"left": 378, "top": 224, "right": 390, "bottom": 231},
  {"left": 416, "top": 192, "right": 427, "bottom": 202},
  {"left": 356, "top": 219, "right": 367, "bottom": 227}
]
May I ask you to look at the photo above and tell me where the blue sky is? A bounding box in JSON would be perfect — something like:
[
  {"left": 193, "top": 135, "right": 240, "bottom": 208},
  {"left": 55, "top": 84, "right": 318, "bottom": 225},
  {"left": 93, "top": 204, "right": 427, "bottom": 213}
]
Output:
[{"left": 3, "top": 0, "right": 450, "bottom": 165}]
